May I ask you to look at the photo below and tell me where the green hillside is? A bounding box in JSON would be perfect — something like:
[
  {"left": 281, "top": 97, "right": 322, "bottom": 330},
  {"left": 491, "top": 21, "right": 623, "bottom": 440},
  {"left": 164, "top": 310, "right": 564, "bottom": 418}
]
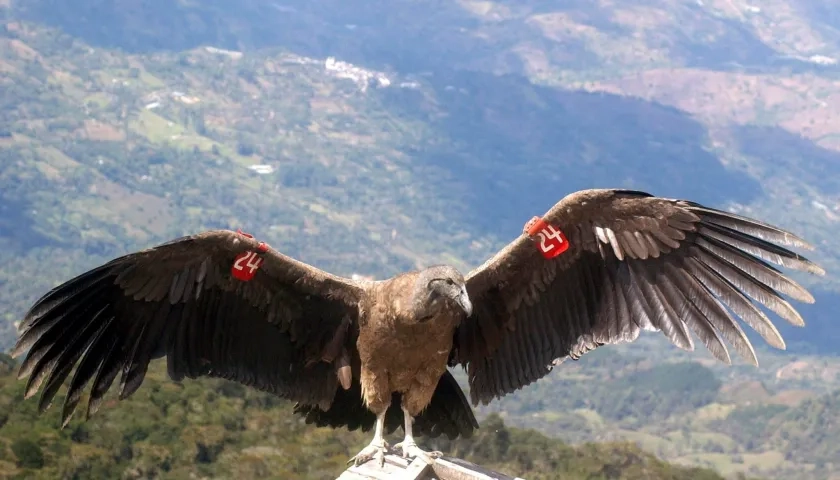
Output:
[
  {"left": 471, "top": 343, "right": 840, "bottom": 480},
  {"left": 0, "top": 355, "right": 733, "bottom": 480}
]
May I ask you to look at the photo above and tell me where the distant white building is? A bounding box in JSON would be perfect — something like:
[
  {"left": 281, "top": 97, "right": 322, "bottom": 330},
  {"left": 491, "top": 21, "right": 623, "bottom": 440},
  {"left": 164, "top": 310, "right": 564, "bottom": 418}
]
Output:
[
  {"left": 324, "top": 56, "right": 392, "bottom": 92},
  {"left": 281, "top": 53, "right": 320, "bottom": 65},
  {"left": 248, "top": 165, "right": 275, "bottom": 175},
  {"left": 205, "top": 46, "right": 243, "bottom": 59}
]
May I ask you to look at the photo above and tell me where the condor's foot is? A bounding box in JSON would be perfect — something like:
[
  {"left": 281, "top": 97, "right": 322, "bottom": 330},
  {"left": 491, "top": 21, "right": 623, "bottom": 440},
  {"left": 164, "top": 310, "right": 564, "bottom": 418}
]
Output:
[
  {"left": 349, "top": 439, "right": 390, "bottom": 467},
  {"left": 393, "top": 440, "right": 442, "bottom": 464}
]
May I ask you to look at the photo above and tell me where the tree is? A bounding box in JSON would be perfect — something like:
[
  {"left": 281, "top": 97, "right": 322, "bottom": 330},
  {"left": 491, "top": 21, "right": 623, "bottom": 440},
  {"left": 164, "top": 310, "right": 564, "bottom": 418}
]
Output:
[{"left": 12, "top": 439, "right": 45, "bottom": 469}]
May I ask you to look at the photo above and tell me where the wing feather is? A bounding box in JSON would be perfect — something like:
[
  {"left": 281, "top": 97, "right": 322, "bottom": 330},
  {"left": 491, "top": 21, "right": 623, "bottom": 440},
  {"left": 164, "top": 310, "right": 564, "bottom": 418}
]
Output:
[
  {"left": 87, "top": 331, "right": 123, "bottom": 417},
  {"left": 456, "top": 189, "right": 823, "bottom": 405},
  {"left": 61, "top": 314, "right": 117, "bottom": 426},
  {"left": 691, "top": 245, "right": 806, "bottom": 326},
  {"left": 698, "top": 223, "right": 823, "bottom": 274},
  {"left": 696, "top": 234, "right": 814, "bottom": 303},
  {"left": 663, "top": 264, "right": 731, "bottom": 363},
  {"left": 684, "top": 203, "right": 815, "bottom": 250}
]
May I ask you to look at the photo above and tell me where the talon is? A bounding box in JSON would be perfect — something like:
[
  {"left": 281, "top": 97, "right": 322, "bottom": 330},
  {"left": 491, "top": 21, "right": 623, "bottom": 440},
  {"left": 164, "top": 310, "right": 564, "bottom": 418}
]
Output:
[
  {"left": 394, "top": 441, "right": 440, "bottom": 464},
  {"left": 349, "top": 440, "right": 389, "bottom": 467}
]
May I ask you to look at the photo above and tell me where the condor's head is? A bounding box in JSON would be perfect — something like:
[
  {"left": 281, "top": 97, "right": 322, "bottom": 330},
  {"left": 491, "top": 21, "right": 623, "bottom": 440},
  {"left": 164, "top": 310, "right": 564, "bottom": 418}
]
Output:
[{"left": 412, "top": 265, "right": 473, "bottom": 323}]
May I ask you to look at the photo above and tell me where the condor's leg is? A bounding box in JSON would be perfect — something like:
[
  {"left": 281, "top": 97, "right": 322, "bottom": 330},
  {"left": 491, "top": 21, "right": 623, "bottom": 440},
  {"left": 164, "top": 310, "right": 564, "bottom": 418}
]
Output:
[
  {"left": 349, "top": 410, "right": 389, "bottom": 467},
  {"left": 394, "top": 385, "right": 443, "bottom": 463},
  {"left": 349, "top": 369, "right": 391, "bottom": 467}
]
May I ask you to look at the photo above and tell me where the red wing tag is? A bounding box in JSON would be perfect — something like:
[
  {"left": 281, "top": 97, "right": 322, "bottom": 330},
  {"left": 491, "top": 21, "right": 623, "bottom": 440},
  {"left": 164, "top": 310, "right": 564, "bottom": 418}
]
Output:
[
  {"left": 231, "top": 251, "right": 264, "bottom": 281},
  {"left": 524, "top": 216, "right": 570, "bottom": 259},
  {"left": 231, "top": 229, "right": 270, "bottom": 281}
]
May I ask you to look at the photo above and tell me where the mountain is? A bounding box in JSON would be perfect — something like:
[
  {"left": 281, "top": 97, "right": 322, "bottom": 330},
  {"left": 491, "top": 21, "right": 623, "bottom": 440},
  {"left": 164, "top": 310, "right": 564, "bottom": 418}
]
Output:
[{"left": 2, "top": 0, "right": 840, "bottom": 478}]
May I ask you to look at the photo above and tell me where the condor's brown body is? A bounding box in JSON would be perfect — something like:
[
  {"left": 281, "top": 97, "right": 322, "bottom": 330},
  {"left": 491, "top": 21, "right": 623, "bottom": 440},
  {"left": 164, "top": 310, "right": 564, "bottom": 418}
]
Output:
[
  {"left": 11, "top": 188, "right": 826, "bottom": 440},
  {"left": 357, "top": 272, "right": 463, "bottom": 417}
]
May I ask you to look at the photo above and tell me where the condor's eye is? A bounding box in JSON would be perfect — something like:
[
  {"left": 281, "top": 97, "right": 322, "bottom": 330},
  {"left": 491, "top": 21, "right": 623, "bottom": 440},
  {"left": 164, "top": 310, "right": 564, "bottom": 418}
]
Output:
[{"left": 446, "top": 279, "right": 455, "bottom": 286}]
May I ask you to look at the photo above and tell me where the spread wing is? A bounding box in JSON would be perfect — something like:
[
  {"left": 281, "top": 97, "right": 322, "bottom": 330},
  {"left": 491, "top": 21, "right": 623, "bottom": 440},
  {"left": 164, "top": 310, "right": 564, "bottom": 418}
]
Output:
[
  {"left": 451, "top": 189, "right": 825, "bottom": 406},
  {"left": 12, "top": 230, "right": 364, "bottom": 427}
]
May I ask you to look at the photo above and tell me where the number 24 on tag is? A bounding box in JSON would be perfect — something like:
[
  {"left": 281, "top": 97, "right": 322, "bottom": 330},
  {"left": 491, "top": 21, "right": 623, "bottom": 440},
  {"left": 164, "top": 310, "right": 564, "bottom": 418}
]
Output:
[
  {"left": 232, "top": 251, "right": 264, "bottom": 281},
  {"left": 524, "top": 216, "right": 570, "bottom": 259}
]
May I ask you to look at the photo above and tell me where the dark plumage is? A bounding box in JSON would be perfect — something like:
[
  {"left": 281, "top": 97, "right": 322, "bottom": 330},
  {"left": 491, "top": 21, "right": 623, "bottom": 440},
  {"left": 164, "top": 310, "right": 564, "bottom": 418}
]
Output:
[{"left": 12, "top": 188, "right": 825, "bottom": 466}]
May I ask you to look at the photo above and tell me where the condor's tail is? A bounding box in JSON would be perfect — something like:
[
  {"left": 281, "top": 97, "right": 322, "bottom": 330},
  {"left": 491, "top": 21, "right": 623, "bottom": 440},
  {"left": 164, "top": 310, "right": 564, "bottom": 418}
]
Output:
[{"left": 294, "top": 370, "right": 479, "bottom": 439}]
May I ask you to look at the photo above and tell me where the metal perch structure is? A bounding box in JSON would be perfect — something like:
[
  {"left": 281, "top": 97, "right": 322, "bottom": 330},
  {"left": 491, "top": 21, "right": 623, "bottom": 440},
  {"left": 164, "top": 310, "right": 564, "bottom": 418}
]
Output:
[{"left": 337, "top": 452, "right": 525, "bottom": 480}]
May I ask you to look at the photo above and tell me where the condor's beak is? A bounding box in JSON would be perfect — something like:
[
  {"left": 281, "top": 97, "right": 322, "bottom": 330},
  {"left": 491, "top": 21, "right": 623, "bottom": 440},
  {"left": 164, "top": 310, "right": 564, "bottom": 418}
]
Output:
[{"left": 457, "top": 287, "right": 473, "bottom": 317}]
